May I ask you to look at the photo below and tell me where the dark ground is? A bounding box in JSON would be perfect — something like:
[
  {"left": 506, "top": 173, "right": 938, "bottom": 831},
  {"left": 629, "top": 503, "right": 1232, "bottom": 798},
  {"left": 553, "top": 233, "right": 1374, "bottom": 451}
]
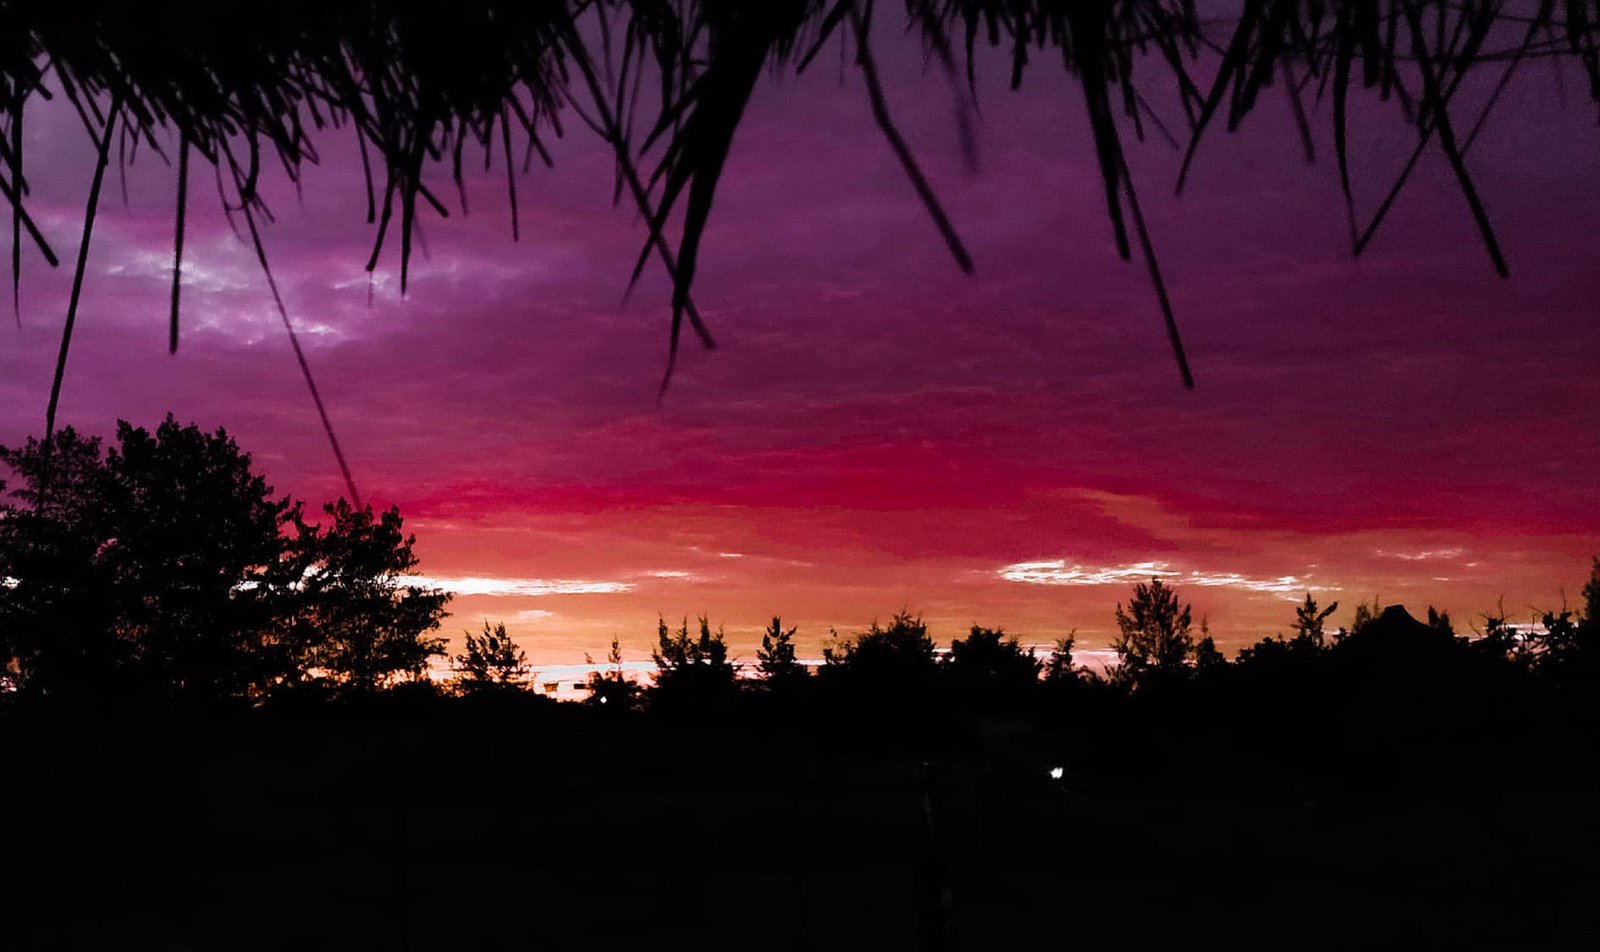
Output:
[{"left": 1, "top": 693, "right": 1596, "bottom": 951}]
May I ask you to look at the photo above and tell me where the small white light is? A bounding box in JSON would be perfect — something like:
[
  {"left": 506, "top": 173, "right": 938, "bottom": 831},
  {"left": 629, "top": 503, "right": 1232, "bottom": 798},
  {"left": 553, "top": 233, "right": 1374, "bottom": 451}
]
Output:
[
  {"left": 599, "top": 695, "right": 608, "bottom": 705},
  {"left": 1048, "top": 766, "right": 1065, "bottom": 781}
]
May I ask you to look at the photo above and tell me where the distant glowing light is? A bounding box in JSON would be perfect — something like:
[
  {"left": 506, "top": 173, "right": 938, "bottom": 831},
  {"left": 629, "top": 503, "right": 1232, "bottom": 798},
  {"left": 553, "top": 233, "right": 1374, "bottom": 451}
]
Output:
[{"left": 1049, "top": 766, "right": 1065, "bottom": 781}]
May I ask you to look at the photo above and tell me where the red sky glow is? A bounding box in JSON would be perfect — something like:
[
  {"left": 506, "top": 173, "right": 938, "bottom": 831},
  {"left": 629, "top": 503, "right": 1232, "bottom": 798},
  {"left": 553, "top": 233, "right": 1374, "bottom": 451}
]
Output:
[{"left": 2, "top": 38, "right": 1596, "bottom": 665}]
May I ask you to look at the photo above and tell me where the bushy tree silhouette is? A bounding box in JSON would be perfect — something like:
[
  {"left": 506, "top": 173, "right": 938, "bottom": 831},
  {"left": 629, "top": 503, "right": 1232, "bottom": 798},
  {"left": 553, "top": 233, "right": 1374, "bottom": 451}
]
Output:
[
  {"left": 103, "top": 417, "right": 307, "bottom": 697},
  {"left": 650, "top": 615, "right": 736, "bottom": 709},
  {"left": 1530, "top": 599, "right": 1597, "bottom": 687},
  {"left": 1193, "top": 635, "right": 1227, "bottom": 673},
  {"left": 2, "top": 418, "right": 454, "bottom": 699},
  {"left": 1584, "top": 560, "right": 1600, "bottom": 633},
  {"left": 821, "top": 611, "right": 938, "bottom": 685},
  {"left": 1345, "top": 596, "right": 1384, "bottom": 639},
  {"left": 1111, "top": 578, "right": 1194, "bottom": 687},
  {"left": 1565, "top": 559, "right": 1600, "bottom": 684},
  {"left": 755, "top": 616, "right": 805, "bottom": 687},
  {"left": 1042, "top": 633, "right": 1079, "bottom": 685},
  {"left": 1472, "top": 600, "right": 1525, "bottom": 666},
  {"left": 292, "top": 499, "right": 450, "bottom": 691},
  {"left": 1237, "top": 594, "right": 1338, "bottom": 666},
  {"left": 453, "top": 620, "right": 529, "bottom": 692},
  {"left": 943, "top": 625, "right": 1040, "bottom": 702},
  {"left": 0, "top": 427, "right": 121, "bottom": 695},
  {"left": 0, "top": 418, "right": 308, "bottom": 698}
]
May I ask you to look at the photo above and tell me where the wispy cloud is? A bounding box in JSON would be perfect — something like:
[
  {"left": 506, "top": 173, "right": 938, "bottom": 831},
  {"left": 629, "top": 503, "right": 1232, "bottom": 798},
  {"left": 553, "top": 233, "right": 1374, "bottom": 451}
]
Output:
[
  {"left": 998, "top": 560, "right": 1318, "bottom": 595},
  {"left": 1377, "top": 548, "right": 1465, "bottom": 562},
  {"left": 999, "top": 560, "right": 1175, "bottom": 586},
  {"left": 1181, "top": 572, "right": 1312, "bottom": 594},
  {"left": 409, "top": 575, "right": 633, "bottom": 596}
]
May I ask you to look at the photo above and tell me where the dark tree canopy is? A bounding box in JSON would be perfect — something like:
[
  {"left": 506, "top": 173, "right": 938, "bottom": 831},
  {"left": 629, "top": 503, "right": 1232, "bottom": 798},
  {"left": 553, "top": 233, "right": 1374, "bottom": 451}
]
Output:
[
  {"left": 754, "top": 615, "right": 804, "bottom": 685},
  {"left": 0, "top": 417, "right": 450, "bottom": 699},
  {"left": 0, "top": 427, "right": 123, "bottom": 694},
  {"left": 1042, "top": 632, "right": 1080, "bottom": 685},
  {"left": 293, "top": 498, "right": 451, "bottom": 691},
  {"left": 943, "top": 624, "right": 1041, "bottom": 698},
  {"left": 454, "top": 620, "right": 530, "bottom": 690},
  {"left": 1111, "top": 577, "right": 1194, "bottom": 684},
  {"left": 1293, "top": 594, "right": 1338, "bottom": 649},
  {"left": 822, "top": 610, "right": 938, "bottom": 681},
  {"left": 102, "top": 417, "right": 306, "bottom": 697},
  {"left": 0, "top": 417, "right": 307, "bottom": 697},
  {"left": 650, "top": 614, "right": 736, "bottom": 707}
]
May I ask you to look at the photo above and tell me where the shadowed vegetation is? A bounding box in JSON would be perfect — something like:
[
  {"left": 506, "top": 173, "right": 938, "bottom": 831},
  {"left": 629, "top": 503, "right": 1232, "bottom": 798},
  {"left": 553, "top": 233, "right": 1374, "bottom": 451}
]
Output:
[
  {"left": 2, "top": 419, "right": 1598, "bottom": 948},
  {"left": 0, "top": 417, "right": 451, "bottom": 701},
  {"left": 452, "top": 620, "right": 530, "bottom": 691}
]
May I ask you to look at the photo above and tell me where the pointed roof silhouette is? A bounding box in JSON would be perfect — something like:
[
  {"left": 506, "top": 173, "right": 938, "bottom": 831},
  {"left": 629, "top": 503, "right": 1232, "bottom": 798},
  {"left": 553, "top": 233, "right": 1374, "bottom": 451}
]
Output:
[
  {"left": 1338, "top": 604, "right": 1467, "bottom": 676},
  {"left": 1366, "top": 606, "right": 1438, "bottom": 640}
]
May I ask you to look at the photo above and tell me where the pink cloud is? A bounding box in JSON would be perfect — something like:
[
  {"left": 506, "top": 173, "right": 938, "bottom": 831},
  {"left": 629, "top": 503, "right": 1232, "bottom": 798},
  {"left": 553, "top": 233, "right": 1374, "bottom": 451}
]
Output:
[{"left": 1, "top": 38, "right": 1595, "bottom": 664}]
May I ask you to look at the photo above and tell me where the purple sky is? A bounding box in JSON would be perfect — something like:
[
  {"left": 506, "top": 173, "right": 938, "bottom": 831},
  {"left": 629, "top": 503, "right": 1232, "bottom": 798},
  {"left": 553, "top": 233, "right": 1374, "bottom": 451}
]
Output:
[{"left": 2, "top": 36, "right": 1597, "bottom": 662}]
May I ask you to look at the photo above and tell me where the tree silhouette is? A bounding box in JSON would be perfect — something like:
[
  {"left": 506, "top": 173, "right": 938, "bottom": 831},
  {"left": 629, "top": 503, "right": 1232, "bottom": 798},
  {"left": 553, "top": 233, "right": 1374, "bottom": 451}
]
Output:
[
  {"left": 943, "top": 625, "right": 1041, "bottom": 701},
  {"left": 650, "top": 615, "right": 736, "bottom": 709},
  {"left": 1530, "top": 593, "right": 1598, "bottom": 687},
  {"left": 1292, "top": 594, "right": 1339, "bottom": 650},
  {"left": 0, "top": 418, "right": 310, "bottom": 698},
  {"left": 0, "top": 427, "right": 121, "bottom": 695},
  {"left": 755, "top": 615, "right": 805, "bottom": 686},
  {"left": 453, "top": 620, "right": 529, "bottom": 692},
  {"left": 1566, "top": 559, "right": 1600, "bottom": 683},
  {"left": 821, "top": 610, "right": 938, "bottom": 684},
  {"left": 291, "top": 499, "right": 450, "bottom": 691},
  {"left": 1584, "top": 560, "right": 1600, "bottom": 633},
  {"left": 1472, "top": 600, "right": 1525, "bottom": 667},
  {"left": 1193, "top": 635, "right": 1227, "bottom": 673},
  {"left": 585, "top": 635, "right": 639, "bottom": 711},
  {"left": 1345, "top": 596, "right": 1384, "bottom": 639},
  {"left": 1238, "top": 593, "right": 1340, "bottom": 666},
  {"left": 1111, "top": 578, "right": 1194, "bottom": 687},
  {"left": 1042, "top": 632, "right": 1085, "bottom": 687},
  {"left": 101, "top": 417, "right": 307, "bottom": 697}
]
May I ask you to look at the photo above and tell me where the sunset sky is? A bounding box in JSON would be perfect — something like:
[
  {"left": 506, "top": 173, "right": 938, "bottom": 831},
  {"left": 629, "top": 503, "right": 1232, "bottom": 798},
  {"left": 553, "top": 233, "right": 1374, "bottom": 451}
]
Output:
[{"left": 1, "top": 36, "right": 1596, "bottom": 665}]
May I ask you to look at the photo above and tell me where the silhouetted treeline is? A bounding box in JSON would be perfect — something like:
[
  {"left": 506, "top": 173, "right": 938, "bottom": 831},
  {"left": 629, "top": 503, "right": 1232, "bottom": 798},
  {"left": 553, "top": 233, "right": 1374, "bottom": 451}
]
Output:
[
  {"left": 4, "top": 417, "right": 1598, "bottom": 725},
  {"left": 0, "top": 417, "right": 450, "bottom": 703},
  {"left": 597, "top": 574, "right": 1600, "bottom": 723},
  {"left": 4, "top": 421, "right": 1598, "bottom": 951}
]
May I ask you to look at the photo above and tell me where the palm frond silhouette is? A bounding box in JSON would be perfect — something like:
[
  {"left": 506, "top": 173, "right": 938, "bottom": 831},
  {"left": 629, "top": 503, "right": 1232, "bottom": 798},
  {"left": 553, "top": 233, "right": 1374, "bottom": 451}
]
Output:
[{"left": 2, "top": 1, "right": 1593, "bottom": 481}]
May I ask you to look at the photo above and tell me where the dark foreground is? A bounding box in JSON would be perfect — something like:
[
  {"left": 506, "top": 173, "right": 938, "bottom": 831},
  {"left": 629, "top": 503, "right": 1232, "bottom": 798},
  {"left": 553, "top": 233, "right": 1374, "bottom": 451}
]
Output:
[{"left": 2, "top": 686, "right": 1596, "bottom": 952}]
